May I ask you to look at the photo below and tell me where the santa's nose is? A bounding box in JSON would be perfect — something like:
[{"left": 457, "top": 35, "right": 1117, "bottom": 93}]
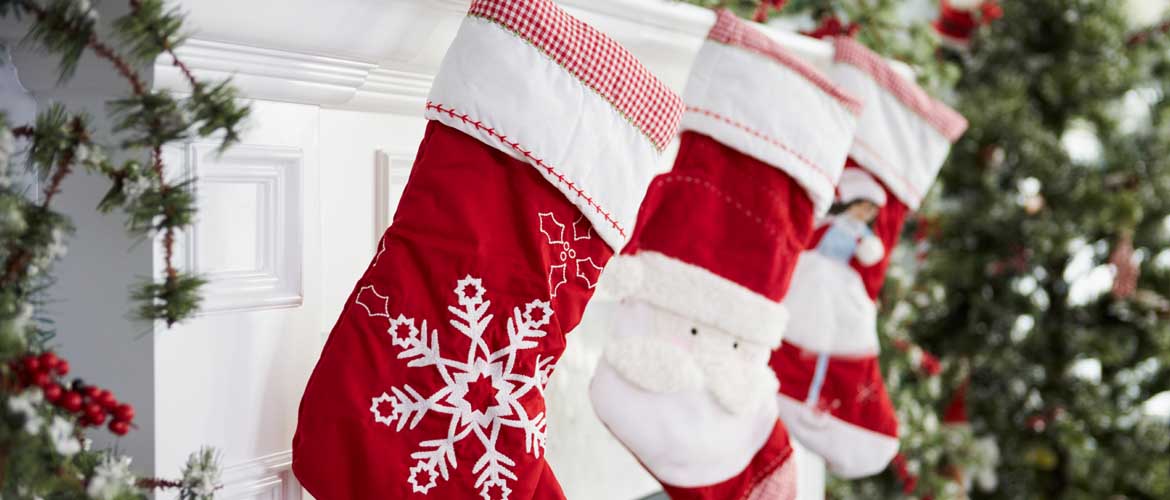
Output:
[{"left": 666, "top": 333, "right": 692, "bottom": 350}]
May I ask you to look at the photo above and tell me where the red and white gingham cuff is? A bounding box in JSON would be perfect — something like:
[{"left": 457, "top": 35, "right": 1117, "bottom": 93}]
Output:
[
  {"left": 427, "top": 0, "right": 684, "bottom": 251},
  {"left": 831, "top": 37, "right": 968, "bottom": 209},
  {"left": 467, "top": 0, "right": 684, "bottom": 151},
  {"left": 680, "top": 10, "right": 862, "bottom": 216}
]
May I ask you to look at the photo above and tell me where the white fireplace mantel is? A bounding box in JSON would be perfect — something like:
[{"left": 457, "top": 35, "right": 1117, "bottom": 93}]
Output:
[
  {"left": 157, "top": 0, "right": 861, "bottom": 114},
  {"left": 2, "top": 2, "right": 852, "bottom": 499},
  {"left": 147, "top": 2, "right": 844, "bottom": 499}
]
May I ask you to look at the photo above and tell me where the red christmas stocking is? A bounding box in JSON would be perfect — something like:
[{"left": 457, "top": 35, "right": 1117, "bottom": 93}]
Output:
[
  {"left": 589, "top": 10, "right": 861, "bottom": 499},
  {"left": 291, "top": 1, "right": 682, "bottom": 498},
  {"left": 770, "top": 37, "right": 967, "bottom": 479}
]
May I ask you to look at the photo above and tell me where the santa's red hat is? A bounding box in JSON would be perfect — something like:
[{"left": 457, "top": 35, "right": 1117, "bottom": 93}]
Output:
[{"left": 604, "top": 9, "right": 862, "bottom": 350}]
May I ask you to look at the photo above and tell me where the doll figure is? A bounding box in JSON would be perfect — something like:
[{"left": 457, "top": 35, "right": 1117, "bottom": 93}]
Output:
[{"left": 816, "top": 168, "right": 886, "bottom": 267}]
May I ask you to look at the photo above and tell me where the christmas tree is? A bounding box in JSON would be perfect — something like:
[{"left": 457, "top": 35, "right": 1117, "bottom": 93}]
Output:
[{"left": 897, "top": 0, "right": 1170, "bottom": 497}]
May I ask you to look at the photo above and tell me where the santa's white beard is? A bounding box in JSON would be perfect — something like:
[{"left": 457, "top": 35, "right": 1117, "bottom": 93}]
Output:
[
  {"left": 694, "top": 347, "right": 780, "bottom": 415},
  {"left": 603, "top": 333, "right": 778, "bottom": 415},
  {"left": 590, "top": 357, "right": 778, "bottom": 487},
  {"left": 591, "top": 302, "right": 780, "bottom": 486},
  {"left": 602, "top": 332, "right": 705, "bottom": 394}
]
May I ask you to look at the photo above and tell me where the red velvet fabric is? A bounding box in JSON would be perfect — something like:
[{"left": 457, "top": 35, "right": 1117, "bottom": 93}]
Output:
[
  {"left": 293, "top": 121, "right": 610, "bottom": 499},
  {"left": 660, "top": 421, "right": 795, "bottom": 500},
  {"left": 770, "top": 341, "right": 898, "bottom": 438},
  {"left": 624, "top": 131, "right": 815, "bottom": 302},
  {"left": 806, "top": 163, "right": 910, "bottom": 300}
]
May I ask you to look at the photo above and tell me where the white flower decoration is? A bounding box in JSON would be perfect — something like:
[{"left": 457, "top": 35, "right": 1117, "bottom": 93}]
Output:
[
  {"left": 48, "top": 416, "right": 81, "bottom": 457},
  {"left": 87, "top": 455, "right": 136, "bottom": 500},
  {"left": 8, "top": 388, "right": 45, "bottom": 434}
]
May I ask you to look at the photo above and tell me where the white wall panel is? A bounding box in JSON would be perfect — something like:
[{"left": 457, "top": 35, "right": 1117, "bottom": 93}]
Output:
[
  {"left": 174, "top": 143, "right": 304, "bottom": 314},
  {"left": 155, "top": 100, "right": 321, "bottom": 497},
  {"left": 317, "top": 109, "right": 425, "bottom": 332}
]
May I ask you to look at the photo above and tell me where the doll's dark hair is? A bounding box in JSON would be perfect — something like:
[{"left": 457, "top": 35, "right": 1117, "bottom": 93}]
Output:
[{"left": 829, "top": 199, "right": 869, "bottom": 215}]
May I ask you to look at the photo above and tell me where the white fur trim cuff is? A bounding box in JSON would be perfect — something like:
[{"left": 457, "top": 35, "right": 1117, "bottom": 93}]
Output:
[
  {"left": 604, "top": 252, "right": 788, "bottom": 348},
  {"left": 680, "top": 12, "right": 861, "bottom": 216},
  {"left": 830, "top": 38, "right": 967, "bottom": 210},
  {"left": 427, "top": 4, "right": 683, "bottom": 250}
]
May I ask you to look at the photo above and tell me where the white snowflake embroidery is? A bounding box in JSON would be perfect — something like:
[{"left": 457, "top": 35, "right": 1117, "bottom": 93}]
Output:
[
  {"left": 538, "top": 212, "right": 601, "bottom": 297},
  {"left": 357, "top": 275, "right": 557, "bottom": 499}
]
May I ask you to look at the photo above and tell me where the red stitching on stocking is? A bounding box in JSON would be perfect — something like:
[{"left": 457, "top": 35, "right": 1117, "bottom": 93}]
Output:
[
  {"left": 686, "top": 106, "right": 836, "bottom": 186},
  {"left": 426, "top": 101, "right": 626, "bottom": 238},
  {"left": 655, "top": 174, "right": 782, "bottom": 237}
]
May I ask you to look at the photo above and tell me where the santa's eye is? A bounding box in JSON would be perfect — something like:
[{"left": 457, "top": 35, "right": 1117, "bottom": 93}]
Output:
[
  {"left": 690, "top": 327, "right": 698, "bottom": 336},
  {"left": 733, "top": 341, "right": 739, "bottom": 349}
]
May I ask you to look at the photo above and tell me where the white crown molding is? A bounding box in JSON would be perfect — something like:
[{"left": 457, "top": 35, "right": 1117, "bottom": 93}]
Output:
[
  {"left": 155, "top": 0, "right": 718, "bottom": 112},
  {"left": 156, "top": 0, "right": 910, "bottom": 113}
]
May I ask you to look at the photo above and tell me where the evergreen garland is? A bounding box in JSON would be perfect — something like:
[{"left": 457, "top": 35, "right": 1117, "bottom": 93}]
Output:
[{"left": 0, "top": 0, "right": 249, "bottom": 496}]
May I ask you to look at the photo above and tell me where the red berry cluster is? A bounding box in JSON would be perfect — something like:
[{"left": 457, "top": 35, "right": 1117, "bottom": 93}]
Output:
[{"left": 10, "top": 352, "right": 135, "bottom": 436}]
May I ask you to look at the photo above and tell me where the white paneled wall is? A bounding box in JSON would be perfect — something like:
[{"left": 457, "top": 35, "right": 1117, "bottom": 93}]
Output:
[
  {"left": 10, "top": 1, "right": 847, "bottom": 498},
  {"left": 155, "top": 99, "right": 323, "bottom": 498}
]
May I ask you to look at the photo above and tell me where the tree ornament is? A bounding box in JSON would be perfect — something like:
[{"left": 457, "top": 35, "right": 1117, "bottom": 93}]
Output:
[
  {"left": 1109, "top": 229, "right": 1138, "bottom": 300},
  {"left": 801, "top": 16, "right": 860, "bottom": 40},
  {"left": 932, "top": 0, "right": 1003, "bottom": 49},
  {"left": 752, "top": 0, "right": 787, "bottom": 23},
  {"left": 1023, "top": 194, "right": 1045, "bottom": 214},
  {"left": 979, "top": 143, "right": 1005, "bottom": 170}
]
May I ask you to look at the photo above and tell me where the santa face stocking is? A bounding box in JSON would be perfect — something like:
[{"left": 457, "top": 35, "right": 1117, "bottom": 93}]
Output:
[
  {"left": 770, "top": 37, "right": 967, "bottom": 479},
  {"left": 291, "top": 1, "right": 682, "bottom": 498},
  {"left": 589, "top": 10, "right": 860, "bottom": 500}
]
